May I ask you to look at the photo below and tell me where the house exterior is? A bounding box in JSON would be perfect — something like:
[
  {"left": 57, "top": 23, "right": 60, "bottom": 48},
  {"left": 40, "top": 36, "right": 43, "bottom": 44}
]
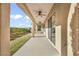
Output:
[{"left": 0, "top": 3, "right": 79, "bottom": 56}]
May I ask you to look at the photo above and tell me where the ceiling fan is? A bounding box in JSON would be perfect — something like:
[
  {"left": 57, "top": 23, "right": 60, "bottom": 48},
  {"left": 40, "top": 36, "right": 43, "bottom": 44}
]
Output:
[
  {"left": 33, "top": 9, "right": 47, "bottom": 17},
  {"left": 38, "top": 21, "right": 43, "bottom": 25}
]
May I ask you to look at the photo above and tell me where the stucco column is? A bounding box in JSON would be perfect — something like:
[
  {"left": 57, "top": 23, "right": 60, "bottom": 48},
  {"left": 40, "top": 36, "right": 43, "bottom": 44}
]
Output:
[
  {"left": 31, "top": 21, "right": 35, "bottom": 37},
  {"left": 0, "top": 4, "right": 10, "bottom": 56},
  {"left": 35, "top": 25, "right": 38, "bottom": 33},
  {"left": 71, "top": 5, "right": 79, "bottom": 56},
  {"left": 67, "top": 3, "right": 77, "bottom": 56},
  {"left": 41, "top": 25, "right": 44, "bottom": 32}
]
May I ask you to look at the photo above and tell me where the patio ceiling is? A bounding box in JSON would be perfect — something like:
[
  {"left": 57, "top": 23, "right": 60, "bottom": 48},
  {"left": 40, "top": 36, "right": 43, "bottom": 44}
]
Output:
[
  {"left": 77, "top": 4, "right": 79, "bottom": 8},
  {"left": 26, "top": 3, "right": 53, "bottom": 24}
]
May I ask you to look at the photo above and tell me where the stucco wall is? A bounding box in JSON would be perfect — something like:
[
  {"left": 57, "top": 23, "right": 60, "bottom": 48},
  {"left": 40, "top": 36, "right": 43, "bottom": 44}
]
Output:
[
  {"left": 71, "top": 5, "right": 79, "bottom": 55},
  {"left": 44, "top": 3, "right": 71, "bottom": 56},
  {"left": 53, "top": 4, "right": 71, "bottom": 56},
  {"left": 67, "top": 3, "right": 77, "bottom": 56}
]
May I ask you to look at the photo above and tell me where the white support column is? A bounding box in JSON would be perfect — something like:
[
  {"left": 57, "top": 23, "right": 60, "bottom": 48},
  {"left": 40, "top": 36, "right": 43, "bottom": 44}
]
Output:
[{"left": 0, "top": 4, "right": 10, "bottom": 56}]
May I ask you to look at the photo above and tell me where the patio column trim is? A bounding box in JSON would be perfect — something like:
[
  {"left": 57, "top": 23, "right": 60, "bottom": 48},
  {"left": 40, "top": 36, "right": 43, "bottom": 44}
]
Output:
[{"left": 0, "top": 4, "right": 10, "bottom": 56}]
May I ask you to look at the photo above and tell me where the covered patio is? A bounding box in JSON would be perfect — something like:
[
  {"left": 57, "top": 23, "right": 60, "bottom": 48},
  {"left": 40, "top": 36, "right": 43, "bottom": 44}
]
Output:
[
  {"left": 0, "top": 3, "right": 79, "bottom": 56},
  {"left": 13, "top": 32, "right": 59, "bottom": 56}
]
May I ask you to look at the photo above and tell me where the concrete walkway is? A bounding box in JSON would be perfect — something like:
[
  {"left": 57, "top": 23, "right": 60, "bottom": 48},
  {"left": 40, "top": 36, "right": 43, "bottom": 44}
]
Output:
[{"left": 13, "top": 32, "right": 59, "bottom": 56}]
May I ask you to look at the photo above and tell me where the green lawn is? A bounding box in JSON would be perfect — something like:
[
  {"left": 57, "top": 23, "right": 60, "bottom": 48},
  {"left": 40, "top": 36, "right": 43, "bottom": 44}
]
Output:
[{"left": 10, "top": 33, "right": 32, "bottom": 55}]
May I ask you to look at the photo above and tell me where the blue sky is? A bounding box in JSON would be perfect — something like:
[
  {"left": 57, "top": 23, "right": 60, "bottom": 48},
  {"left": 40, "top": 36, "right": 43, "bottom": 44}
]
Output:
[{"left": 10, "top": 3, "right": 32, "bottom": 28}]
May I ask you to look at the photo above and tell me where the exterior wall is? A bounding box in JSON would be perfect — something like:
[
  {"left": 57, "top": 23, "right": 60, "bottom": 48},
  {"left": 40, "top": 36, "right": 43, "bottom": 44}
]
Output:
[
  {"left": 0, "top": 4, "right": 10, "bottom": 55},
  {"left": 44, "top": 3, "right": 71, "bottom": 56},
  {"left": 53, "top": 4, "right": 70, "bottom": 56}
]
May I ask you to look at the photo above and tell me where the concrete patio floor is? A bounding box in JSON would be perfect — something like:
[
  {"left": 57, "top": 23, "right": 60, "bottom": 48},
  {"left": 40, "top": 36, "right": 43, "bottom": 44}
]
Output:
[{"left": 13, "top": 32, "right": 59, "bottom": 56}]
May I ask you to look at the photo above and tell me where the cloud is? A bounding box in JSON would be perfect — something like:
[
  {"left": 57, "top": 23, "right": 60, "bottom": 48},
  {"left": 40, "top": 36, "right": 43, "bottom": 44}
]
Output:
[
  {"left": 10, "top": 14, "right": 31, "bottom": 20},
  {"left": 15, "top": 14, "right": 23, "bottom": 19},
  {"left": 19, "top": 23, "right": 26, "bottom": 26},
  {"left": 10, "top": 14, "right": 23, "bottom": 20},
  {"left": 25, "top": 16, "right": 30, "bottom": 19}
]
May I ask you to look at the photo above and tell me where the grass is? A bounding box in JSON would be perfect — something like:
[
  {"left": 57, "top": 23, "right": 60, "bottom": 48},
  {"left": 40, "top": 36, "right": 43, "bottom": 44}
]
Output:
[{"left": 10, "top": 33, "right": 32, "bottom": 55}]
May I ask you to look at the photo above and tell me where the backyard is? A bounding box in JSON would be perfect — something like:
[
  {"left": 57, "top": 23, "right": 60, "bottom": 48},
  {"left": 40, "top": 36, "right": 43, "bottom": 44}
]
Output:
[{"left": 10, "top": 28, "right": 32, "bottom": 55}]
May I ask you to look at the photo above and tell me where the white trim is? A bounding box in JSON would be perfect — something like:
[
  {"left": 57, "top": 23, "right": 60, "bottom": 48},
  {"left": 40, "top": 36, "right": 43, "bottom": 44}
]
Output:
[
  {"left": 55, "top": 25, "right": 61, "bottom": 55},
  {"left": 45, "top": 28, "right": 49, "bottom": 38}
]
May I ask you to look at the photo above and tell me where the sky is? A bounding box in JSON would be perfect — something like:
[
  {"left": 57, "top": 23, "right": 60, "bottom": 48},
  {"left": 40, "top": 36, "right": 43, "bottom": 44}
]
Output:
[{"left": 10, "top": 3, "right": 32, "bottom": 28}]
